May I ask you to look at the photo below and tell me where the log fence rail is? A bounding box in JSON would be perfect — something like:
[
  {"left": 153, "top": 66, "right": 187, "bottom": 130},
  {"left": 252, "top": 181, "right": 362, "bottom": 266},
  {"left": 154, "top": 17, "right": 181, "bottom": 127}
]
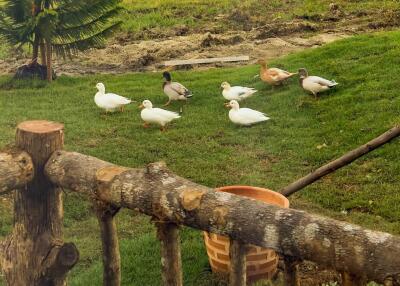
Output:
[{"left": 0, "top": 121, "right": 399, "bottom": 286}]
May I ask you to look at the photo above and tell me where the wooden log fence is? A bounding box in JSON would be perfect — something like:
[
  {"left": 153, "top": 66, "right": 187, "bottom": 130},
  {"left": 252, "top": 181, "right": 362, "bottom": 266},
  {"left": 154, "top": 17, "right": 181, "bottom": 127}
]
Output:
[{"left": 0, "top": 120, "right": 399, "bottom": 286}]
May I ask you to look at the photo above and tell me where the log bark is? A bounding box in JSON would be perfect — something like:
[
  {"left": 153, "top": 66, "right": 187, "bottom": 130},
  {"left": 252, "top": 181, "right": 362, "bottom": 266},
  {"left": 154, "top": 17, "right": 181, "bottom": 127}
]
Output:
[
  {"left": 0, "top": 150, "right": 33, "bottom": 195},
  {"left": 94, "top": 201, "right": 121, "bottom": 286},
  {"left": 229, "top": 240, "right": 246, "bottom": 286},
  {"left": 45, "top": 151, "right": 400, "bottom": 284},
  {"left": 280, "top": 126, "right": 400, "bottom": 197},
  {"left": 0, "top": 121, "right": 78, "bottom": 286},
  {"left": 155, "top": 221, "right": 183, "bottom": 286}
]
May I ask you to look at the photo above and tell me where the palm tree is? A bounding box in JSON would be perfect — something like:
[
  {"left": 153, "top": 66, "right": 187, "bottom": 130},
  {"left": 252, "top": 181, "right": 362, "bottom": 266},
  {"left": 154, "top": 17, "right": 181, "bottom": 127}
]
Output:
[{"left": 0, "top": 0, "right": 122, "bottom": 82}]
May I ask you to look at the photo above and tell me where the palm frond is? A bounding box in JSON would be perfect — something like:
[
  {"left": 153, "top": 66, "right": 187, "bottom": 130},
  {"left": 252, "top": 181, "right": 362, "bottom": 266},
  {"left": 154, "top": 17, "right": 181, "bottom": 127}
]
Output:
[
  {"left": 52, "top": 21, "right": 121, "bottom": 58},
  {"left": 0, "top": 0, "right": 123, "bottom": 67},
  {"left": 57, "top": 0, "right": 122, "bottom": 28},
  {"left": 55, "top": 7, "right": 122, "bottom": 41}
]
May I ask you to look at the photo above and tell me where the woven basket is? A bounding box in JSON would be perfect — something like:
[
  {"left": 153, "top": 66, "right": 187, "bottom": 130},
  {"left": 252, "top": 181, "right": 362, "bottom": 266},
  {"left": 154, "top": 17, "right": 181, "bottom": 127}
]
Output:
[{"left": 203, "top": 186, "right": 289, "bottom": 283}]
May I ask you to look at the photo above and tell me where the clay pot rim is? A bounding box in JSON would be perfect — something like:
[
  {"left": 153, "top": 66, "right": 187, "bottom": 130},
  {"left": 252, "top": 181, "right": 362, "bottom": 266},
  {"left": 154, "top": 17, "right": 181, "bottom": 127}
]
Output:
[{"left": 216, "top": 185, "right": 289, "bottom": 208}]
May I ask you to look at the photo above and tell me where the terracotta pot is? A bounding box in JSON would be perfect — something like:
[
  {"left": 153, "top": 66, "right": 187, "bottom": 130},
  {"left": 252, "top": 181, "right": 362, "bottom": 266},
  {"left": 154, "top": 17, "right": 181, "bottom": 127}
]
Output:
[{"left": 203, "top": 186, "right": 289, "bottom": 283}]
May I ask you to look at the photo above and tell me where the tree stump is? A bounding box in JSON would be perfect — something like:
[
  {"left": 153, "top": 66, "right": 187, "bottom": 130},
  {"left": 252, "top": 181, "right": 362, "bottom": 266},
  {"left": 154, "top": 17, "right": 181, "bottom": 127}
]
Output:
[
  {"left": 14, "top": 62, "right": 56, "bottom": 81},
  {"left": 0, "top": 120, "right": 78, "bottom": 286}
]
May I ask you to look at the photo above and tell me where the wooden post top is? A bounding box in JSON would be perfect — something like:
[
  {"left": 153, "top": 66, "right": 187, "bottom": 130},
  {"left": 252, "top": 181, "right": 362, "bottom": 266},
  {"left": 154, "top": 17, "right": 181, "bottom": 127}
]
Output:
[{"left": 17, "top": 120, "right": 64, "bottom": 134}]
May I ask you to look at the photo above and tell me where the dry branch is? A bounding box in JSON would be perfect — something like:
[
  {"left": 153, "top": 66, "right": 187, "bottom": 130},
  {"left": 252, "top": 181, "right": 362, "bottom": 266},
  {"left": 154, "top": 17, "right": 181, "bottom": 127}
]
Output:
[
  {"left": 281, "top": 126, "right": 400, "bottom": 197},
  {"left": 45, "top": 151, "right": 400, "bottom": 284},
  {"left": 0, "top": 150, "right": 33, "bottom": 194}
]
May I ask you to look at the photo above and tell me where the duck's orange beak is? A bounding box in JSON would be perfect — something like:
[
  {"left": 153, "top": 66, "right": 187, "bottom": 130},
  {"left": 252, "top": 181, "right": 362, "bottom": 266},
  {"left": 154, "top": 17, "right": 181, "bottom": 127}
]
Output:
[
  {"left": 224, "top": 103, "right": 230, "bottom": 109},
  {"left": 138, "top": 104, "right": 144, "bottom": 109}
]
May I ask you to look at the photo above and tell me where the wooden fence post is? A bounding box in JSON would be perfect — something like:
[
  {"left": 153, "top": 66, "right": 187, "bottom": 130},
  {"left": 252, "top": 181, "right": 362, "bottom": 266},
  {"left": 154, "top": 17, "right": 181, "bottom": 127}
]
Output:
[
  {"left": 94, "top": 201, "right": 121, "bottom": 286},
  {"left": 229, "top": 240, "right": 247, "bottom": 286},
  {"left": 0, "top": 120, "right": 79, "bottom": 285},
  {"left": 284, "top": 257, "right": 299, "bottom": 286},
  {"left": 155, "top": 221, "right": 183, "bottom": 286},
  {"left": 341, "top": 271, "right": 364, "bottom": 286}
]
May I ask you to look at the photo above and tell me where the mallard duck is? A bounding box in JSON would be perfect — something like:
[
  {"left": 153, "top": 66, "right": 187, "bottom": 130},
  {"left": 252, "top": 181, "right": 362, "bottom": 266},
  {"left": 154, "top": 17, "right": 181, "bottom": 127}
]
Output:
[
  {"left": 225, "top": 100, "right": 270, "bottom": 126},
  {"left": 298, "top": 68, "right": 338, "bottom": 98},
  {"left": 162, "top": 72, "right": 193, "bottom": 106},
  {"left": 139, "top": 100, "right": 181, "bottom": 131},
  {"left": 258, "top": 59, "right": 297, "bottom": 85},
  {"left": 221, "top": 82, "right": 257, "bottom": 101},
  {"left": 95, "top": 83, "right": 132, "bottom": 113}
]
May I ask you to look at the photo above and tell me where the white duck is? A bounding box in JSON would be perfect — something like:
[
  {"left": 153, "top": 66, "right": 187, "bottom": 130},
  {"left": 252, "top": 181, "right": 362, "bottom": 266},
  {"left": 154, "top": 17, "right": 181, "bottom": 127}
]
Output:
[
  {"left": 299, "top": 68, "right": 338, "bottom": 98},
  {"left": 225, "top": 100, "right": 270, "bottom": 126},
  {"left": 221, "top": 82, "right": 257, "bottom": 101},
  {"left": 94, "top": 83, "right": 132, "bottom": 112},
  {"left": 139, "top": 100, "right": 181, "bottom": 131},
  {"left": 163, "top": 72, "right": 193, "bottom": 106}
]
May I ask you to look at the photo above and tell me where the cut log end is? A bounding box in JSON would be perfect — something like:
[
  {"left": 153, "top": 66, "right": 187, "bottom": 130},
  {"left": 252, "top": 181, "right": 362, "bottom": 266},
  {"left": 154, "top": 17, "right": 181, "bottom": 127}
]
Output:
[
  {"left": 57, "top": 243, "right": 80, "bottom": 267},
  {"left": 17, "top": 120, "right": 64, "bottom": 134}
]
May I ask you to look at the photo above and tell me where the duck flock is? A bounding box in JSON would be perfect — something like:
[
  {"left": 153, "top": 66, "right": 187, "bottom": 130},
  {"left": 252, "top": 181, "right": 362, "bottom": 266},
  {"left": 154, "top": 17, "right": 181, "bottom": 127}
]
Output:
[{"left": 94, "top": 60, "right": 338, "bottom": 131}]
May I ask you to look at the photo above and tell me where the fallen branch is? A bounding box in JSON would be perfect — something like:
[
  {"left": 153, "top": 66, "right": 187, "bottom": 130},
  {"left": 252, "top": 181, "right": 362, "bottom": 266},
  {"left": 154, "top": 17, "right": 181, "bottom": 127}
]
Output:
[
  {"left": 280, "top": 126, "right": 400, "bottom": 197},
  {"left": 45, "top": 150, "right": 400, "bottom": 284}
]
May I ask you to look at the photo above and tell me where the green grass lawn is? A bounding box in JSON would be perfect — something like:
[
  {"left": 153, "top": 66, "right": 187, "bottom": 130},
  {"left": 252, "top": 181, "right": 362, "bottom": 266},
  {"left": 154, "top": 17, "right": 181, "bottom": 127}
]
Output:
[{"left": 0, "top": 31, "right": 399, "bottom": 285}]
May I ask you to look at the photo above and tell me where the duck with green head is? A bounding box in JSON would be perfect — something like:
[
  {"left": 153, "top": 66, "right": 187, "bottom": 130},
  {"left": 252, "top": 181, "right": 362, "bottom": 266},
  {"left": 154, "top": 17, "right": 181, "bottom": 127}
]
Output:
[{"left": 162, "top": 71, "right": 193, "bottom": 106}]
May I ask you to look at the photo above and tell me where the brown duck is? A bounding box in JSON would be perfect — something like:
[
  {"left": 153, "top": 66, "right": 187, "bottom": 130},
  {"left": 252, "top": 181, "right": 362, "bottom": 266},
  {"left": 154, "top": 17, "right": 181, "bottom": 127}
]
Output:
[{"left": 258, "top": 59, "right": 297, "bottom": 85}]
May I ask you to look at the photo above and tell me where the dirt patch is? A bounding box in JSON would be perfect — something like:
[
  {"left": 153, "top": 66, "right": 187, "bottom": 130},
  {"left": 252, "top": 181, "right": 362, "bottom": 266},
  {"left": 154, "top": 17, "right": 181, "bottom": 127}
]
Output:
[
  {"left": 30, "top": 30, "right": 350, "bottom": 76},
  {"left": 0, "top": 8, "right": 398, "bottom": 76}
]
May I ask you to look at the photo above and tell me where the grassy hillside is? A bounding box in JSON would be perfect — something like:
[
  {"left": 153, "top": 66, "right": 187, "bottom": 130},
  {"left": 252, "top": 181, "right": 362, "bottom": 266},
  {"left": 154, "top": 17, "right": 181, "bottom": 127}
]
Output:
[
  {"left": 0, "top": 31, "right": 399, "bottom": 285},
  {"left": 120, "top": 0, "right": 400, "bottom": 36},
  {"left": 1, "top": 0, "right": 400, "bottom": 61}
]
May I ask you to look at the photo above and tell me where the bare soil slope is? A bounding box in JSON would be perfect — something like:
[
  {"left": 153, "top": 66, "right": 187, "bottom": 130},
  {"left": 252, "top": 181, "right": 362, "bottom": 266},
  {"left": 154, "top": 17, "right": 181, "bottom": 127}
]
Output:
[{"left": 1, "top": 2, "right": 399, "bottom": 75}]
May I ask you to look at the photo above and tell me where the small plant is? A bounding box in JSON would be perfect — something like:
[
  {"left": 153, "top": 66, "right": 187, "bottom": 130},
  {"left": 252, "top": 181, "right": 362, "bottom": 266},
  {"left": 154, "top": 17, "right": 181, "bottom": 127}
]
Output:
[{"left": 322, "top": 282, "right": 338, "bottom": 286}]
